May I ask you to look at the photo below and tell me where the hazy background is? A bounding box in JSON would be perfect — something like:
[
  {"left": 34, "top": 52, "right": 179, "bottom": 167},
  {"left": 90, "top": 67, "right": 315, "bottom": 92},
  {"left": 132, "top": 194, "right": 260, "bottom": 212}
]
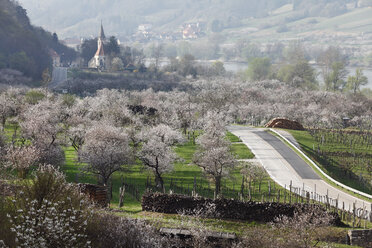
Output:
[{"left": 18, "top": 0, "right": 372, "bottom": 39}]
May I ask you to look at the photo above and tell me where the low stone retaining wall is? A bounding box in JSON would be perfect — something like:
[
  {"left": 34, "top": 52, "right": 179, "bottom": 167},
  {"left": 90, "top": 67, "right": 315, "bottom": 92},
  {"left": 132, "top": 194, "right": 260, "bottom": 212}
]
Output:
[
  {"left": 78, "top": 183, "right": 108, "bottom": 207},
  {"left": 347, "top": 229, "right": 372, "bottom": 247},
  {"left": 142, "top": 192, "right": 342, "bottom": 224},
  {"left": 0, "top": 181, "right": 18, "bottom": 197}
]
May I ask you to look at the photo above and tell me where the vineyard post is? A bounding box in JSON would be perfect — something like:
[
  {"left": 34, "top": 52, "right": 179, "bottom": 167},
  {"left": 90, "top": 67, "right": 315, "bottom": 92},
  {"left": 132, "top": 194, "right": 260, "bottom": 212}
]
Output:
[
  {"left": 352, "top": 202, "right": 356, "bottom": 229},
  {"left": 192, "top": 175, "right": 196, "bottom": 197},
  {"left": 284, "top": 185, "right": 287, "bottom": 203}
]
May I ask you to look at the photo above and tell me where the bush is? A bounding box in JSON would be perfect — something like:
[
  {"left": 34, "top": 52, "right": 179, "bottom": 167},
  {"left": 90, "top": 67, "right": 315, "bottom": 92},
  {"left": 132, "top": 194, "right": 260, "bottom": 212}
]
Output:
[
  {"left": 20, "top": 164, "right": 85, "bottom": 208},
  {"left": 86, "top": 213, "right": 178, "bottom": 248},
  {"left": 1, "top": 164, "right": 92, "bottom": 247},
  {"left": 24, "top": 90, "right": 45, "bottom": 105},
  {"left": 7, "top": 197, "right": 91, "bottom": 247}
]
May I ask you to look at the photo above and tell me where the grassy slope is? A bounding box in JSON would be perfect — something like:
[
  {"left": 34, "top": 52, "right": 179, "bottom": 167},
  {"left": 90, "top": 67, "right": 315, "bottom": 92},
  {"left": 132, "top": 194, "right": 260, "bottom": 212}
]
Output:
[
  {"left": 287, "top": 130, "right": 372, "bottom": 196},
  {"left": 314, "top": 8, "right": 372, "bottom": 32},
  {"left": 224, "top": 7, "right": 372, "bottom": 43}
]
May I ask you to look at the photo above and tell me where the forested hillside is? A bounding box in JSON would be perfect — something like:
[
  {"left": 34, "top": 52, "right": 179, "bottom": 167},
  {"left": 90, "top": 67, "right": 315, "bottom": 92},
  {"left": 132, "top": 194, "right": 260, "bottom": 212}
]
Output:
[
  {"left": 0, "top": 0, "right": 76, "bottom": 80},
  {"left": 19, "top": 0, "right": 367, "bottom": 38}
]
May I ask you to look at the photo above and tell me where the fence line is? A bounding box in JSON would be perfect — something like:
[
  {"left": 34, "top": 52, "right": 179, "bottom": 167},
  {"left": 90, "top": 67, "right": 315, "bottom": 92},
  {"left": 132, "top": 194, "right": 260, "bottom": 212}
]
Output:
[{"left": 121, "top": 175, "right": 372, "bottom": 226}]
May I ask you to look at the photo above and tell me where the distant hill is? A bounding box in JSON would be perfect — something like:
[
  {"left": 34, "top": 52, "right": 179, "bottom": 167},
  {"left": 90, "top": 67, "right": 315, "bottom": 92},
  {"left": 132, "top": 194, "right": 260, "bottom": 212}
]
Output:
[
  {"left": 18, "top": 0, "right": 368, "bottom": 39},
  {"left": 0, "top": 0, "right": 76, "bottom": 80}
]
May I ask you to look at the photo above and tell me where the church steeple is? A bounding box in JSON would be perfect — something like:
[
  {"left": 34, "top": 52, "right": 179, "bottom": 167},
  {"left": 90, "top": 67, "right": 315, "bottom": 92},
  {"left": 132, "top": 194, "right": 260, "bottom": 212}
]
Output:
[{"left": 99, "top": 21, "right": 105, "bottom": 40}]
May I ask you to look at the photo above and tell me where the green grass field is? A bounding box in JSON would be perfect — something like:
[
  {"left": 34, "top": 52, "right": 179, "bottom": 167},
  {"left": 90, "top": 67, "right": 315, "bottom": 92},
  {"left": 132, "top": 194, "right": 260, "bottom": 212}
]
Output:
[{"left": 61, "top": 131, "right": 277, "bottom": 212}]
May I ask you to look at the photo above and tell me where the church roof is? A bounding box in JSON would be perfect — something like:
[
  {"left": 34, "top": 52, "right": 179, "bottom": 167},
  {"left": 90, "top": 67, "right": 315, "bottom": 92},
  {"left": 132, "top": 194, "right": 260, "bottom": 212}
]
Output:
[
  {"left": 95, "top": 43, "right": 105, "bottom": 56},
  {"left": 49, "top": 49, "right": 59, "bottom": 58}
]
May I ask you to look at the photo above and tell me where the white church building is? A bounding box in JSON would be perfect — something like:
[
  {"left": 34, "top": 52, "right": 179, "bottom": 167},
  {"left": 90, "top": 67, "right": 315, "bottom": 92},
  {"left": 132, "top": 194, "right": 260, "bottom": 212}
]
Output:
[{"left": 88, "top": 23, "right": 106, "bottom": 69}]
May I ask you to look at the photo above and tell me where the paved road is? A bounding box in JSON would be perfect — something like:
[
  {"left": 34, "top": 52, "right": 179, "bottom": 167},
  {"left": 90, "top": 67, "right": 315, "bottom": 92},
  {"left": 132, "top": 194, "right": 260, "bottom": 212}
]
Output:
[
  {"left": 228, "top": 125, "right": 371, "bottom": 211},
  {"left": 50, "top": 67, "right": 67, "bottom": 87}
]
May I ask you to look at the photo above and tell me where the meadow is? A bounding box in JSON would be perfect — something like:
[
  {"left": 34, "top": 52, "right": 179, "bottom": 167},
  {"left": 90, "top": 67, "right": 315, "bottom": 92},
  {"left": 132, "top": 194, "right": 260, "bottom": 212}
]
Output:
[{"left": 62, "top": 131, "right": 264, "bottom": 212}]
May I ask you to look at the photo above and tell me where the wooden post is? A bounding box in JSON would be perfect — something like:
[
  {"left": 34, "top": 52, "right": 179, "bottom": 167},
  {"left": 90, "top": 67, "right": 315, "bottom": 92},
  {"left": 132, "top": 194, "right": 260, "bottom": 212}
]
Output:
[
  {"left": 268, "top": 181, "right": 271, "bottom": 197},
  {"left": 352, "top": 202, "right": 356, "bottom": 229},
  {"left": 240, "top": 177, "right": 245, "bottom": 200},
  {"left": 284, "top": 185, "right": 287, "bottom": 203},
  {"left": 119, "top": 178, "right": 125, "bottom": 208},
  {"left": 193, "top": 176, "right": 196, "bottom": 197},
  {"left": 302, "top": 183, "right": 305, "bottom": 197},
  {"left": 342, "top": 201, "right": 345, "bottom": 221}
]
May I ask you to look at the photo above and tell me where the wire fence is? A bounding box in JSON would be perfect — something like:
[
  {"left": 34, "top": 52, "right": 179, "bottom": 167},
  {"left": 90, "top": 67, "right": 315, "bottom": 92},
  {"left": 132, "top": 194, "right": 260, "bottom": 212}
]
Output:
[{"left": 118, "top": 176, "right": 372, "bottom": 228}]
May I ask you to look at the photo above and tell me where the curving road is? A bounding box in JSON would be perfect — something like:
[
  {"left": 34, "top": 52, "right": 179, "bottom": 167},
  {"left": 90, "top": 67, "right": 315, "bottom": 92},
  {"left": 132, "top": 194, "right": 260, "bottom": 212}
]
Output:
[{"left": 228, "top": 125, "right": 371, "bottom": 213}]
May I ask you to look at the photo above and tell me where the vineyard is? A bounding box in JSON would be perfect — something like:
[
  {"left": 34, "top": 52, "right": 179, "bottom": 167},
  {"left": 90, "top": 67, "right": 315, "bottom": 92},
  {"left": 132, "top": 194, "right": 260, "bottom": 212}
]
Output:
[{"left": 289, "top": 129, "right": 372, "bottom": 194}]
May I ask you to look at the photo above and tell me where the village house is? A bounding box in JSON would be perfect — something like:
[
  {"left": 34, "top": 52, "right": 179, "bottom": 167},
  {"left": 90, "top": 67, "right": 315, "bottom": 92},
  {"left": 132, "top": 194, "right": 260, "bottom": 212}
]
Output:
[{"left": 49, "top": 49, "right": 60, "bottom": 67}]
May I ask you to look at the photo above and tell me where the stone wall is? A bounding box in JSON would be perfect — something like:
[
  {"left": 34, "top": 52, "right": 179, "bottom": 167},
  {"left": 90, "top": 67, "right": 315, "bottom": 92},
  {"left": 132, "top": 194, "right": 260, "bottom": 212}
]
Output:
[
  {"left": 142, "top": 192, "right": 342, "bottom": 224},
  {"left": 347, "top": 229, "right": 372, "bottom": 247},
  {"left": 78, "top": 183, "right": 108, "bottom": 207}
]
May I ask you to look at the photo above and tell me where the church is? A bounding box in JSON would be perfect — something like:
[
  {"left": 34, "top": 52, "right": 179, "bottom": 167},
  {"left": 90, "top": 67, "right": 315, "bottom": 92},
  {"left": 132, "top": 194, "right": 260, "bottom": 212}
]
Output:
[{"left": 88, "top": 23, "right": 106, "bottom": 69}]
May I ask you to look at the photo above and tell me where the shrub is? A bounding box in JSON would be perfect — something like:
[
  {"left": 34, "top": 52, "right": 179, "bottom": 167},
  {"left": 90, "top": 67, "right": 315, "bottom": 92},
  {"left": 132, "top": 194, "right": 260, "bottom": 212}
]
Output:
[
  {"left": 24, "top": 90, "right": 45, "bottom": 105},
  {"left": 86, "top": 213, "right": 178, "bottom": 248},
  {"left": 1, "top": 164, "right": 92, "bottom": 247},
  {"left": 7, "top": 197, "right": 91, "bottom": 247},
  {"left": 20, "top": 164, "right": 85, "bottom": 209}
]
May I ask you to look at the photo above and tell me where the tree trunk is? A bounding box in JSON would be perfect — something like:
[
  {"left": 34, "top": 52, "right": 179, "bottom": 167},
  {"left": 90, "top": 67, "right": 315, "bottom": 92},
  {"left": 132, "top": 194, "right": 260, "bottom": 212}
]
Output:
[
  {"left": 155, "top": 172, "right": 164, "bottom": 193},
  {"left": 214, "top": 176, "right": 221, "bottom": 199},
  {"left": 1, "top": 118, "right": 5, "bottom": 131},
  {"left": 17, "top": 168, "right": 28, "bottom": 179}
]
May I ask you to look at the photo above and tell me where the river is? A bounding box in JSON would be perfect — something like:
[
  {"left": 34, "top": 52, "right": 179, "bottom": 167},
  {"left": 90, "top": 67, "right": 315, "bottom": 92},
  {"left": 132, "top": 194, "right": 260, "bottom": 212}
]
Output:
[
  {"left": 145, "top": 59, "right": 372, "bottom": 89},
  {"left": 223, "top": 62, "right": 372, "bottom": 90}
]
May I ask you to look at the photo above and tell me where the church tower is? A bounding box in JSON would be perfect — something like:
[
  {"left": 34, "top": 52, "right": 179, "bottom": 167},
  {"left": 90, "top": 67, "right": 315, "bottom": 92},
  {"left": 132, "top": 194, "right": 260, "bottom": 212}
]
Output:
[{"left": 89, "top": 22, "right": 106, "bottom": 69}]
